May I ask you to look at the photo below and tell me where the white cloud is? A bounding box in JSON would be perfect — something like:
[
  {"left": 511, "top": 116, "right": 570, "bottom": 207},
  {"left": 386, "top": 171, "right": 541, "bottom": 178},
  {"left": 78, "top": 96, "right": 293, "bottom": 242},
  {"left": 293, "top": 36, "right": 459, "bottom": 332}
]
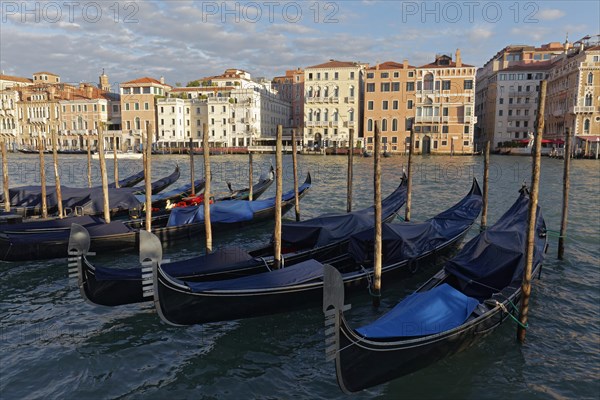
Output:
[{"left": 538, "top": 9, "right": 566, "bottom": 21}]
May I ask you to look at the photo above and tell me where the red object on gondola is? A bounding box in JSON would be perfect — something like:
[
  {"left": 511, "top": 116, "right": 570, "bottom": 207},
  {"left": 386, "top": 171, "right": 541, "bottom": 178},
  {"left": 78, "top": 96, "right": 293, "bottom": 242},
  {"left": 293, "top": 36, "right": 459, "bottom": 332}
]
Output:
[{"left": 174, "top": 194, "right": 213, "bottom": 208}]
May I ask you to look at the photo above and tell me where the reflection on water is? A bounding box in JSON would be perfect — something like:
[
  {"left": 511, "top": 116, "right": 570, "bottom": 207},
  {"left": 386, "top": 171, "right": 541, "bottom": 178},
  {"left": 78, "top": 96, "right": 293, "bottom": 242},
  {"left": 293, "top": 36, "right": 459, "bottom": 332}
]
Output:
[{"left": 0, "top": 153, "right": 598, "bottom": 399}]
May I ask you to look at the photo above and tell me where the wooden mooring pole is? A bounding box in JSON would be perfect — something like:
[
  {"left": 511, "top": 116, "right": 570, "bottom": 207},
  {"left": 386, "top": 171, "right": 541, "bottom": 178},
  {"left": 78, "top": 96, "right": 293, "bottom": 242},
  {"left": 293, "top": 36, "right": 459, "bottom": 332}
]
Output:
[
  {"left": 38, "top": 131, "right": 48, "bottom": 218},
  {"left": 292, "top": 129, "right": 300, "bottom": 221},
  {"left": 347, "top": 127, "right": 354, "bottom": 213},
  {"left": 517, "top": 80, "right": 546, "bottom": 343},
  {"left": 203, "top": 123, "right": 212, "bottom": 253},
  {"left": 51, "top": 130, "right": 63, "bottom": 218},
  {"left": 481, "top": 140, "right": 490, "bottom": 231},
  {"left": 372, "top": 121, "right": 382, "bottom": 307},
  {"left": 144, "top": 123, "right": 153, "bottom": 231},
  {"left": 558, "top": 127, "right": 571, "bottom": 260},
  {"left": 98, "top": 124, "right": 110, "bottom": 223},
  {"left": 87, "top": 134, "right": 92, "bottom": 188},
  {"left": 2, "top": 139, "right": 10, "bottom": 212},
  {"left": 189, "top": 137, "right": 195, "bottom": 195},
  {"left": 248, "top": 152, "right": 253, "bottom": 201},
  {"left": 273, "top": 125, "right": 283, "bottom": 269},
  {"left": 405, "top": 127, "right": 414, "bottom": 222},
  {"left": 113, "top": 131, "right": 119, "bottom": 188}
]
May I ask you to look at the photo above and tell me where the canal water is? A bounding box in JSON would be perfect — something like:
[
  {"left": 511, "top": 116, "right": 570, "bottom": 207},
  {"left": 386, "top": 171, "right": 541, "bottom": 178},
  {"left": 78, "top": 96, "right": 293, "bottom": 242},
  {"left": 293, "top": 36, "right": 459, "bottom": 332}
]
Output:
[{"left": 1, "top": 153, "right": 598, "bottom": 399}]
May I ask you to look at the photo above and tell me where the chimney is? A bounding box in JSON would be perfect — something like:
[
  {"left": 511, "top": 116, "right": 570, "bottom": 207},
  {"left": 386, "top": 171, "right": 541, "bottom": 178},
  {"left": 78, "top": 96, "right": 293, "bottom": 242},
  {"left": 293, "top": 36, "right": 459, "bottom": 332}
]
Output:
[
  {"left": 455, "top": 49, "right": 462, "bottom": 68},
  {"left": 403, "top": 59, "right": 409, "bottom": 69},
  {"left": 86, "top": 85, "right": 93, "bottom": 98},
  {"left": 159, "top": 76, "right": 165, "bottom": 84}
]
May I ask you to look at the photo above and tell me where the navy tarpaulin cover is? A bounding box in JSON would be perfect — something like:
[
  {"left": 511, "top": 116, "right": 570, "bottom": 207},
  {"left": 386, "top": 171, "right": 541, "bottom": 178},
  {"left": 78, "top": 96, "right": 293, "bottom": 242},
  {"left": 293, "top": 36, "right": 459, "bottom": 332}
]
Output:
[
  {"left": 348, "top": 180, "right": 482, "bottom": 264},
  {"left": 356, "top": 283, "right": 480, "bottom": 338},
  {"left": 2, "top": 220, "right": 132, "bottom": 245},
  {"left": 5, "top": 186, "right": 141, "bottom": 213},
  {"left": 165, "top": 183, "right": 306, "bottom": 227},
  {"left": 162, "top": 247, "right": 255, "bottom": 277},
  {"left": 281, "top": 179, "right": 407, "bottom": 249},
  {"left": 184, "top": 259, "right": 324, "bottom": 292},
  {"left": 445, "top": 192, "right": 546, "bottom": 300}
]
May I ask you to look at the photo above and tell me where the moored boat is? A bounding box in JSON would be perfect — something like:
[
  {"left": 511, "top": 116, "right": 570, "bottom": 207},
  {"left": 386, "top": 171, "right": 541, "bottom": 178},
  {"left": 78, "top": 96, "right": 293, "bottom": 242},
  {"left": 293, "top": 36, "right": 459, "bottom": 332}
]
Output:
[
  {"left": 148, "top": 179, "right": 482, "bottom": 325},
  {"left": 322, "top": 186, "right": 547, "bottom": 393}
]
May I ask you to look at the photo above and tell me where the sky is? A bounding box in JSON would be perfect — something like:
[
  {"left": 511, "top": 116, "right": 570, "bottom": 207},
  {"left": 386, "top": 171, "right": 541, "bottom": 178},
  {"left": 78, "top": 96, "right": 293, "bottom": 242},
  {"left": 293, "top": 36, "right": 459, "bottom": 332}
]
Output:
[{"left": 1, "top": 0, "right": 598, "bottom": 89}]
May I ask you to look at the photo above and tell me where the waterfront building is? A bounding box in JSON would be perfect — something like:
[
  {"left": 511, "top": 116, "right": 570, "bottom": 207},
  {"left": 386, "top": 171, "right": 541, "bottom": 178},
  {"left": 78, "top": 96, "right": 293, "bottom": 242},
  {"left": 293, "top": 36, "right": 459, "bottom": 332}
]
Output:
[
  {"left": 545, "top": 36, "right": 600, "bottom": 155},
  {"left": 413, "top": 50, "right": 477, "bottom": 154},
  {"left": 303, "top": 60, "right": 367, "bottom": 149},
  {"left": 475, "top": 42, "right": 566, "bottom": 149},
  {"left": 120, "top": 77, "right": 171, "bottom": 150},
  {"left": 272, "top": 69, "right": 304, "bottom": 129},
  {"left": 0, "top": 73, "right": 33, "bottom": 90},
  {"left": 163, "top": 69, "right": 291, "bottom": 149},
  {"left": 362, "top": 60, "right": 416, "bottom": 153},
  {"left": 0, "top": 90, "right": 20, "bottom": 147},
  {"left": 14, "top": 83, "right": 61, "bottom": 149}
]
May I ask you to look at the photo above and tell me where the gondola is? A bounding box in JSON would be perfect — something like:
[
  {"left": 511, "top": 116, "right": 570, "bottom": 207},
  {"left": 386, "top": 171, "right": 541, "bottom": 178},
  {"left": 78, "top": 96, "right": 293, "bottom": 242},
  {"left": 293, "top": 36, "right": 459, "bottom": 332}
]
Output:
[
  {"left": 108, "top": 170, "right": 146, "bottom": 188},
  {"left": 0, "top": 171, "right": 281, "bottom": 262},
  {"left": 322, "top": 187, "right": 547, "bottom": 393},
  {"left": 0, "top": 166, "right": 180, "bottom": 218},
  {"left": 148, "top": 179, "right": 482, "bottom": 325},
  {"left": 66, "top": 174, "right": 312, "bottom": 306},
  {"left": 67, "top": 174, "right": 404, "bottom": 307}
]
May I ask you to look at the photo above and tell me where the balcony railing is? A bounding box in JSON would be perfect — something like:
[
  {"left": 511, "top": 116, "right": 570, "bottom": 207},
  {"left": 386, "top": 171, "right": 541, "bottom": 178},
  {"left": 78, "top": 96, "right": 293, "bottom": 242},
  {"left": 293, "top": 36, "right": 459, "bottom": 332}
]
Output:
[
  {"left": 28, "top": 117, "right": 48, "bottom": 124},
  {"left": 573, "top": 106, "right": 595, "bottom": 113},
  {"left": 415, "top": 115, "right": 441, "bottom": 123}
]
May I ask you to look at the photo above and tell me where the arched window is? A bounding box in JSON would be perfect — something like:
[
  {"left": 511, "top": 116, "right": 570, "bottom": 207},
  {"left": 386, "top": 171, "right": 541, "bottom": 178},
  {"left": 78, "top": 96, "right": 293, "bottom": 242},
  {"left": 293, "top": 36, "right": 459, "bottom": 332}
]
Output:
[
  {"left": 333, "top": 109, "right": 339, "bottom": 121},
  {"left": 585, "top": 93, "right": 593, "bottom": 107},
  {"left": 424, "top": 73, "right": 434, "bottom": 91},
  {"left": 583, "top": 119, "right": 590, "bottom": 134},
  {"left": 333, "top": 86, "right": 339, "bottom": 97},
  {"left": 381, "top": 119, "right": 388, "bottom": 132},
  {"left": 324, "top": 109, "right": 329, "bottom": 121},
  {"left": 349, "top": 109, "right": 354, "bottom": 122},
  {"left": 135, "top": 117, "right": 141, "bottom": 130},
  {"left": 367, "top": 119, "right": 373, "bottom": 131},
  {"left": 588, "top": 72, "right": 593, "bottom": 85},
  {"left": 308, "top": 109, "right": 313, "bottom": 121},
  {"left": 307, "top": 87, "right": 313, "bottom": 97},
  {"left": 349, "top": 86, "right": 355, "bottom": 98},
  {"left": 392, "top": 118, "right": 398, "bottom": 131}
]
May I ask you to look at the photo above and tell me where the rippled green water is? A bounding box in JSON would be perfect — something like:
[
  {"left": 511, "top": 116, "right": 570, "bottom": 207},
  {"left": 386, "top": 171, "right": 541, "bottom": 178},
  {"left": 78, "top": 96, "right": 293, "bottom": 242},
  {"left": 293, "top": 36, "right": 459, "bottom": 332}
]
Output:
[{"left": 1, "top": 153, "right": 598, "bottom": 399}]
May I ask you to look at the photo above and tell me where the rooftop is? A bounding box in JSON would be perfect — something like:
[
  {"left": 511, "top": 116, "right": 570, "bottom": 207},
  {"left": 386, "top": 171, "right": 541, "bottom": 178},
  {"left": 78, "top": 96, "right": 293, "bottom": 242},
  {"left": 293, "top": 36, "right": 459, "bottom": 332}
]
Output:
[{"left": 305, "top": 60, "right": 362, "bottom": 69}]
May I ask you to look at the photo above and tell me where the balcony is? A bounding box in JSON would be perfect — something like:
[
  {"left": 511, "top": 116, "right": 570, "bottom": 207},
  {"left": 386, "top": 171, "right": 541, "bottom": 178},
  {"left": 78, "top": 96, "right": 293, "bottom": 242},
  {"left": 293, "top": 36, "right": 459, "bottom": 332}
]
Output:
[
  {"left": 415, "top": 115, "right": 441, "bottom": 123},
  {"left": 346, "top": 97, "right": 355, "bottom": 103},
  {"left": 329, "top": 121, "right": 340, "bottom": 127},
  {"left": 573, "top": 106, "right": 596, "bottom": 113},
  {"left": 306, "top": 121, "right": 317, "bottom": 127},
  {"left": 29, "top": 117, "right": 48, "bottom": 124},
  {"left": 506, "top": 126, "right": 521, "bottom": 132},
  {"left": 330, "top": 97, "right": 339, "bottom": 103},
  {"left": 228, "top": 117, "right": 235, "bottom": 123},
  {"left": 508, "top": 91, "right": 532, "bottom": 97}
]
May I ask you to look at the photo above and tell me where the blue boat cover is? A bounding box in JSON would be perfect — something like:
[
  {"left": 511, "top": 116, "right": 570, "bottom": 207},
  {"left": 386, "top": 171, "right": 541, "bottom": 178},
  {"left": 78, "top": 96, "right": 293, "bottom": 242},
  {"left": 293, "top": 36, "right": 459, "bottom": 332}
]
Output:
[
  {"left": 281, "top": 180, "right": 406, "bottom": 249},
  {"left": 445, "top": 192, "right": 546, "bottom": 300},
  {"left": 348, "top": 181, "right": 482, "bottom": 264},
  {"left": 165, "top": 183, "right": 307, "bottom": 227},
  {"left": 183, "top": 259, "right": 324, "bottom": 292},
  {"left": 356, "top": 283, "right": 480, "bottom": 338}
]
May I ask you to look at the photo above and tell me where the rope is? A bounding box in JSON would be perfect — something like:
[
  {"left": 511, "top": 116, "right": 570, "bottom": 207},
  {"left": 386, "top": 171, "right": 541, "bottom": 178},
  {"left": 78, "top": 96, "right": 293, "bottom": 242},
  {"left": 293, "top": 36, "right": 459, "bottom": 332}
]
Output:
[
  {"left": 494, "top": 300, "right": 528, "bottom": 329},
  {"left": 546, "top": 229, "right": 567, "bottom": 239},
  {"left": 258, "top": 256, "right": 271, "bottom": 272},
  {"left": 359, "top": 264, "right": 379, "bottom": 297}
]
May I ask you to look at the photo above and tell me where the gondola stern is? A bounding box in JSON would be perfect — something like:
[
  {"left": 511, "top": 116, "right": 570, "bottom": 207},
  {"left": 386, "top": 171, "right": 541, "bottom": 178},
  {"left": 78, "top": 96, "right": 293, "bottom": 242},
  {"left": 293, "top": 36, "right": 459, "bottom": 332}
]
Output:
[
  {"left": 67, "top": 223, "right": 91, "bottom": 281},
  {"left": 470, "top": 177, "right": 482, "bottom": 197}
]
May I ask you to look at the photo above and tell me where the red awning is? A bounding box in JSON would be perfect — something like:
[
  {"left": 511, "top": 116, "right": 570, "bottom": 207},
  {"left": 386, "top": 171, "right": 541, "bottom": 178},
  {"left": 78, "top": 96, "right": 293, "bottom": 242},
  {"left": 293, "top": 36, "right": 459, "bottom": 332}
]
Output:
[
  {"left": 577, "top": 136, "right": 600, "bottom": 142},
  {"left": 514, "top": 139, "right": 530, "bottom": 144},
  {"left": 541, "top": 139, "right": 554, "bottom": 144}
]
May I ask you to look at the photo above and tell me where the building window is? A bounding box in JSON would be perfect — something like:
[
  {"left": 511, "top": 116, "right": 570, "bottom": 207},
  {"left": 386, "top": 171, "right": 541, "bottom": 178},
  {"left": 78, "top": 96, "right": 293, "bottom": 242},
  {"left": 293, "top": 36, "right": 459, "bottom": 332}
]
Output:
[
  {"left": 367, "top": 83, "right": 375, "bottom": 92},
  {"left": 464, "top": 80, "right": 473, "bottom": 90},
  {"left": 392, "top": 82, "right": 400, "bottom": 91},
  {"left": 381, "top": 83, "right": 390, "bottom": 92},
  {"left": 334, "top": 72, "right": 339, "bottom": 80},
  {"left": 499, "top": 98, "right": 504, "bottom": 104},
  {"left": 442, "top": 80, "right": 451, "bottom": 90},
  {"left": 407, "top": 100, "right": 413, "bottom": 110},
  {"left": 433, "top": 141, "right": 438, "bottom": 149},
  {"left": 463, "top": 140, "right": 469, "bottom": 146},
  {"left": 134, "top": 103, "right": 139, "bottom": 111},
  {"left": 394, "top": 72, "right": 399, "bottom": 78},
  {"left": 367, "top": 119, "right": 373, "bottom": 131},
  {"left": 464, "top": 125, "right": 469, "bottom": 134},
  {"left": 408, "top": 71, "right": 414, "bottom": 77},
  {"left": 442, "top": 125, "right": 449, "bottom": 133},
  {"left": 442, "top": 107, "right": 448, "bottom": 116},
  {"left": 381, "top": 72, "right": 389, "bottom": 78},
  {"left": 424, "top": 73, "right": 434, "bottom": 90},
  {"left": 367, "top": 73, "right": 374, "bottom": 79},
  {"left": 392, "top": 118, "right": 398, "bottom": 131},
  {"left": 393, "top": 100, "right": 399, "bottom": 110},
  {"left": 381, "top": 119, "right": 387, "bottom": 131},
  {"left": 585, "top": 94, "right": 593, "bottom": 106},
  {"left": 588, "top": 72, "right": 593, "bottom": 85},
  {"left": 350, "top": 72, "right": 355, "bottom": 79},
  {"left": 382, "top": 101, "right": 388, "bottom": 110},
  {"left": 125, "top": 103, "right": 130, "bottom": 111},
  {"left": 367, "top": 101, "right": 374, "bottom": 110},
  {"left": 584, "top": 119, "right": 590, "bottom": 134},
  {"left": 406, "top": 82, "right": 414, "bottom": 91}
]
